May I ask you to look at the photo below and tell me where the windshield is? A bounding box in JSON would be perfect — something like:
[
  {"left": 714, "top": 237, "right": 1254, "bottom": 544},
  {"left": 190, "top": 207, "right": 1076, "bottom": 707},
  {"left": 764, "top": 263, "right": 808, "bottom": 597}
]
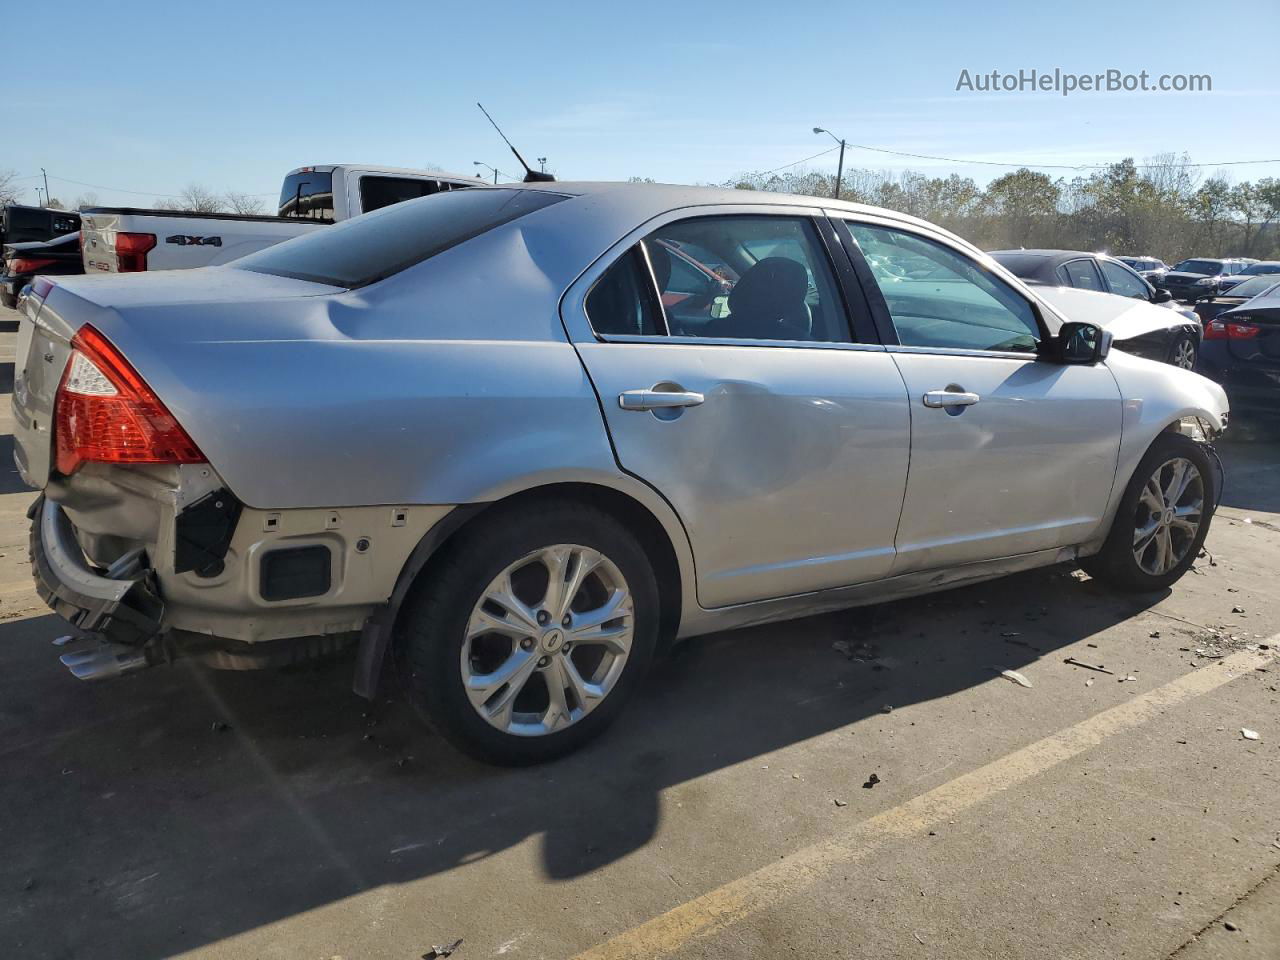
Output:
[
  {"left": 1172, "top": 259, "right": 1223, "bottom": 275},
  {"left": 239, "top": 187, "right": 567, "bottom": 288},
  {"left": 1240, "top": 262, "right": 1280, "bottom": 276}
]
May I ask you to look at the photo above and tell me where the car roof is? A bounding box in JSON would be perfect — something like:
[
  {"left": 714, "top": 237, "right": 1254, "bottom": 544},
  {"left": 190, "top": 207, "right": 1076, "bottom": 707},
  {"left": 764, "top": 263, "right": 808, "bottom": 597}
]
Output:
[{"left": 988, "top": 249, "right": 1125, "bottom": 266}]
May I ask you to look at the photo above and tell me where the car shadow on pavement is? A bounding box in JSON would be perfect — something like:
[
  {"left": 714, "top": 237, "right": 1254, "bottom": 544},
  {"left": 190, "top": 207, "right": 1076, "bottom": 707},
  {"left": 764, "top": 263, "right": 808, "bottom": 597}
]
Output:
[{"left": 0, "top": 569, "right": 1169, "bottom": 959}]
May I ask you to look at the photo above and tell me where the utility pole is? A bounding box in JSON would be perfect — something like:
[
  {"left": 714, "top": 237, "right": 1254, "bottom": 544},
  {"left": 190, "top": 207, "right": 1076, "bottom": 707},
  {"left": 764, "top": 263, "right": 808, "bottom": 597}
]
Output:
[
  {"left": 41, "top": 168, "right": 50, "bottom": 206},
  {"left": 833, "top": 139, "right": 845, "bottom": 200},
  {"left": 813, "top": 127, "right": 846, "bottom": 200}
]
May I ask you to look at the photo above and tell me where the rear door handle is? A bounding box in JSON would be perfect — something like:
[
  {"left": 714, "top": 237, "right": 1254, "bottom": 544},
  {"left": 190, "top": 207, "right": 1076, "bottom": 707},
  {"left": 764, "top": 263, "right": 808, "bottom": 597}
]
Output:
[
  {"left": 922, "top": 389, "right": 981, "bottom": 408},
  {"left": 618, "top": 389, "right": 705, "bottom": 411}
]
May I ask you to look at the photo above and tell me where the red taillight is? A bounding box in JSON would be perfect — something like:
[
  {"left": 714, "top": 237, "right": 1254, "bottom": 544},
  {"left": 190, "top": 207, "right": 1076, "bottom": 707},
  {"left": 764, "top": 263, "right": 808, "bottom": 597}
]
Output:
[
  {"left": 1204, "top": 319, "right": 1261, "bottom": 340},
  {"left": 54, "top": 325, "right": 205, "bottom": 475},
  {"left": 114, "top": 232, "right": 156, "bottom": 272},
  {"left": 9, "top": 257, "right": 57, "bottom": 273}
]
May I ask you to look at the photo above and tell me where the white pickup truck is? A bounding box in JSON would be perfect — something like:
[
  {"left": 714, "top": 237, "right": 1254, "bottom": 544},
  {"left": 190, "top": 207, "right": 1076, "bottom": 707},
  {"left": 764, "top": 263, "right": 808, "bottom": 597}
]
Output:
[{"left": 80, "top": 164, "right": 481, "bottom": 273}]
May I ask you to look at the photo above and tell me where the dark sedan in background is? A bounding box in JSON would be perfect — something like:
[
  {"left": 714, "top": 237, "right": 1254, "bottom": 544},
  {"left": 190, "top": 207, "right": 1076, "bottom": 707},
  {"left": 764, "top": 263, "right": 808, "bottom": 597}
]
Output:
[
  {"left": 991, "top": 248, "right": 1202, "bottom": 368},
  {"left": 1198, "top": 284, "right": 1280, "bottom": 413},
  {"left": 1159, "top": 257, "right": 1254, "bottom": 302},
  {"left": 1, "top": 232, "right": 84, "bottom": 308},
  {"left": 1214, "top": 260, "right": 1280, "bottom": 295},
  {"left": 1193, "top": 275, "right": 1280, "bottom": 324}
]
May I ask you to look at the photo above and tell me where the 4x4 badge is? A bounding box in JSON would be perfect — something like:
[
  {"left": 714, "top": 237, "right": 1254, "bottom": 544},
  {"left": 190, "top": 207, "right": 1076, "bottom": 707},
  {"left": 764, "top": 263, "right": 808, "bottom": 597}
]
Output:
[{"left": 165, "top": 235, "right": 222, "bottom": 247}]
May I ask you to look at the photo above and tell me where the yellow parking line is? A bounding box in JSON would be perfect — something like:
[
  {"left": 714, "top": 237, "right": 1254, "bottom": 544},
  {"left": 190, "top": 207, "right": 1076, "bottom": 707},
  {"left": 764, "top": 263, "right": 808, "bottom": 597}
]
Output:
[{"left": 573, "top": 645, "right": 1273, "bottom": 960}]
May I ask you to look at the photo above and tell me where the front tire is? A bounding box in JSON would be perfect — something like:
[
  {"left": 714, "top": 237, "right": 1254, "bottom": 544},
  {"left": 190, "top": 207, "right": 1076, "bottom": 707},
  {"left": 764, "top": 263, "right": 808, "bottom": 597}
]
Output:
[
  {"left": 400, "top": 501, "right": 659, "bottom": 765},
  {"left": 1082, "top": 433, "right": 1214, "bottom": 592},
  {"left": 1168, "top": 331, "right": 1198, "bottom": 370}
]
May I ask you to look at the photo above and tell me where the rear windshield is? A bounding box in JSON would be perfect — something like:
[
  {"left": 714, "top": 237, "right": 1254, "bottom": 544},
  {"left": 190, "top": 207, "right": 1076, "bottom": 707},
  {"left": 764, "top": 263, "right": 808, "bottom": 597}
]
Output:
[
  {"left": 279, "top": 171, "right": 335, "bottom": 220},
  {"left": 1240, "top": 262, "right": 1280, "bottom": 276},
  {"left": 1227, "top": 276, "right": 1280, "bottom": 298},
  {"left": 238, "top": 188, "right": 567, "bottom": 288},
  {"left": 1172, "top": 259, "right": 1223, "bottom": 274},
  {"left": 989, "top": 252, "right": 1047, "bottom": 278}
]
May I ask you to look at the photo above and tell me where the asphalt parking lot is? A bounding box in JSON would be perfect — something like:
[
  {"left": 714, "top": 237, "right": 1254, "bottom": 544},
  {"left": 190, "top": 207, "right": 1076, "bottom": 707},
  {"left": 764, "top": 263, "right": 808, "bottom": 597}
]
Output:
[{"left": 0, "top": 307, "right": 1276, "bottom": 960}]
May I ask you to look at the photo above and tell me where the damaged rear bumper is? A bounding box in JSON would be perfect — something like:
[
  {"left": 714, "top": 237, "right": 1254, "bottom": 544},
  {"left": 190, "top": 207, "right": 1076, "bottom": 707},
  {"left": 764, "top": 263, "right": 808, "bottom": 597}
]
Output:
[{"left": 28, "top": 495, "right": 163, "bottom": 647}]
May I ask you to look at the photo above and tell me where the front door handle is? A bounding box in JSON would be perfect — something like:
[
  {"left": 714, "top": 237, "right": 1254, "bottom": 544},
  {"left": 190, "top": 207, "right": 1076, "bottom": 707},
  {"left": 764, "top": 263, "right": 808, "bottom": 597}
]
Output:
[
  {"left": 922, "top": 389, "right": 981, "bottom": 408},
  {"left": 618, "top": 388, "right": 705, "bottom": 412}
]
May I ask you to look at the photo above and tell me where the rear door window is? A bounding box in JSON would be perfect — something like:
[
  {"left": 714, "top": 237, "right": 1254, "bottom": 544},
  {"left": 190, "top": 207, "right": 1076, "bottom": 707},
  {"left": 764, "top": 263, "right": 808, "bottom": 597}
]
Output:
[
  {"left": 1058, "top": 258, "right": 1105, "bottom": 291},
  {"left": 239, "top": 188, "right": 567, "bottom": 288},
  {"left": 359, "top": 176, "right": 468, "bottom": 213}
]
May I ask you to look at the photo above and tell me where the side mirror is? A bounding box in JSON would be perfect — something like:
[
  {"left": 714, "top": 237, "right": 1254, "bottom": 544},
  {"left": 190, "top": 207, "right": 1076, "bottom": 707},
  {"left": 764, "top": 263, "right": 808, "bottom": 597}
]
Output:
[
  {"left": 1151, "top": 287, "right": 1173, "bottom": 303},
  {"left": 1057, "top": 321, "right": 1111, "bottom": 364}
]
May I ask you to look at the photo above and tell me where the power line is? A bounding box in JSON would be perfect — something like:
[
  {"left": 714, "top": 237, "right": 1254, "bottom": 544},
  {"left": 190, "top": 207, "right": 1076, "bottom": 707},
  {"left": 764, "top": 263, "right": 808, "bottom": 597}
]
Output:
[
  {"left": 755, "top": 146, "right": 840, "bottom": 176},
  {"left": 16, "top": 172, "right": 275, "bottom": 198},
  {"left": 832, "top": 141, "right": 1280, "bottom": 172}
]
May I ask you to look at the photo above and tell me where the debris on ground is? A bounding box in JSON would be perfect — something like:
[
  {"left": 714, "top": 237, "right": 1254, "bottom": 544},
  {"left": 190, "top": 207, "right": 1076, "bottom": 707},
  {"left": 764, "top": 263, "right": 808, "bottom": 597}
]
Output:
[
  {"left": 863, "top": 773, "right": 881, "bottom": 789},
  {"left": 1241, "top": 728, "right": 1260, "bottom": 741},
  {"left": 1232, "top": 606, "right": 1246, "bottom": 614},
  {"left": 1000, "top": 631, "right": 1021, "bottom": 638},
  {"left": 1224, "top": 921, "right": 1240, "bottom": 932},
  {"left": 1085, "top": 678, "right": 1094, "bottom": 687},
  {"left": 881, "top": 705, "right": 894, "bottom": 714},
  {"left": 993, "top": 668, "right": 1033, "bottom": 688},
  {"left": 1120, "top": 675, "right": 1137, "bottom": 683},
  {"left": 423, "top": 939, "right": 464, "bottom": 959},
  {"left": 1149, "top": 631, "right": 1161, "bottom": 639},
  {"left": 1064, "top": 657, "right": 1114, "bottom": 675},
  {"left": 210, "top": 721, "right": 231, "bottom": 733},
  {"left": 834, "top": 798, "right": 847, "bottom": 807}
]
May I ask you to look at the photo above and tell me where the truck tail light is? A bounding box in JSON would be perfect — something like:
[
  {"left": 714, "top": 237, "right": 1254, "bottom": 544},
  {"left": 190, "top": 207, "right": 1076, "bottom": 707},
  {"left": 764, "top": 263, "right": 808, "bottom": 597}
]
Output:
[
  {"left": 9, "top": 257, "right": 57, "bottom": 273},
  {"left": 115, "top": 232, "right": 156, "bottom": 272},
  {"left": 54, "top": 324, "right": 205, "bottom": 474},
  {"left": 1204, "top": 319, "right": 1261, "bottom": 340}
]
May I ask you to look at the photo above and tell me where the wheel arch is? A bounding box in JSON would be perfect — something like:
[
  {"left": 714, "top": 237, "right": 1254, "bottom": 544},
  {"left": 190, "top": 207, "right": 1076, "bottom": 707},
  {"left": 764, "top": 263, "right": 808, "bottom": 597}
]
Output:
[{"left": 352, "top": 479, "right": 693, "bottom": 698}]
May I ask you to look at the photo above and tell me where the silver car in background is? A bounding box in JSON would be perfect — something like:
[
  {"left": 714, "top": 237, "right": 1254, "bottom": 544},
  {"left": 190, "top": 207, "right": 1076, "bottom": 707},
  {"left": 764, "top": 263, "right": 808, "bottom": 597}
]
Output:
[{"left": 12, "top": 183, "right": 1229, "bottom": 763}]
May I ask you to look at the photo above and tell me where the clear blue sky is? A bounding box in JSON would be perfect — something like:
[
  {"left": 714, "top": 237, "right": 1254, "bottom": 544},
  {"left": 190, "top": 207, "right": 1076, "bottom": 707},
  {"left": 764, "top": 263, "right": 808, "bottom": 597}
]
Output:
[{"left": 7, "top": 0, "right": 1279, "bottom": 209}]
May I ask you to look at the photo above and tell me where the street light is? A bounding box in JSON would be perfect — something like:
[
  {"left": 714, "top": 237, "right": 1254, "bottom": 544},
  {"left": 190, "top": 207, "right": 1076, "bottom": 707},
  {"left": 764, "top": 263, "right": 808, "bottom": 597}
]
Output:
[
  {"left": 537, "top": 157, "right": 547, "bottom": 174},
  {"left": 813, "top": 127, "right": 846, "bottom": 200},
  {"left": 473, "top": 161, "right": 503, "bottom": 185}
]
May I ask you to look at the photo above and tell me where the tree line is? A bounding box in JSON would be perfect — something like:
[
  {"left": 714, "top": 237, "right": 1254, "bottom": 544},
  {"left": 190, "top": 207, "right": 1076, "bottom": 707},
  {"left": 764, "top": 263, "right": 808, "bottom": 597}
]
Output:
[{"left": 727, "top": 153, "right": 1280, "bottom": 262}]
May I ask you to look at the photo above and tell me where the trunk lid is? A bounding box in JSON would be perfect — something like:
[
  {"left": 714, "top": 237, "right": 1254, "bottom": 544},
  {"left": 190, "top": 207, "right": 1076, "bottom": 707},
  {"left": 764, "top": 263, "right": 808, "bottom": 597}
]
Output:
[{"left": 11, "top": 267, "right": 341, "bottom": 490}]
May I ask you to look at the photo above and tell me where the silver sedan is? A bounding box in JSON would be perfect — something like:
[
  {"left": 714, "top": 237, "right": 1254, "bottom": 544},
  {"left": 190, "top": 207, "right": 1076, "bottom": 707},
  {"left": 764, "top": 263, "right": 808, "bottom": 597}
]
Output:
[{"left": 12, "top": 183, "right": 1228, "bottom": 763}]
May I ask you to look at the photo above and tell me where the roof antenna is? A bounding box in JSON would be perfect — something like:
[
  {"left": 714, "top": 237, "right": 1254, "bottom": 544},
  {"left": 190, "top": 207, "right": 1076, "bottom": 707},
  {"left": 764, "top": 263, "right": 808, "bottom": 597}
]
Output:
[{"left": 477, "top": 102, "right": 555, "bottom": 182}]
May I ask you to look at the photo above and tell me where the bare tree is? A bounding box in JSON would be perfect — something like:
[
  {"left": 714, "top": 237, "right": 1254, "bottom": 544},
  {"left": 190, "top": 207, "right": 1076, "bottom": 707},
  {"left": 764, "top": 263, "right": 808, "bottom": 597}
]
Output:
[
  {"left": 223, "top": 191, "right": 266, "bottom": 215},
  {"left": 0, "top": 168, "right": 22, "bottom": 207},
  {"left": 173, "top": 184, "right": 225, "bottom": 214},
  {"left": 71, "top": 192, "right": 99, "bottom": 210}
]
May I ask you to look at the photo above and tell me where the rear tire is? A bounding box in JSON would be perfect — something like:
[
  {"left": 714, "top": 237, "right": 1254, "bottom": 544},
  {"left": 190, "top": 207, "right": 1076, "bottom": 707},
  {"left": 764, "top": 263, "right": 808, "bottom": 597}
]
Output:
[
  {"left": 400, "top": 501, "right": 659, "bottom": 765},
  {"left": 1081, "top": 433, "right": 1214, "bottom": 592}
]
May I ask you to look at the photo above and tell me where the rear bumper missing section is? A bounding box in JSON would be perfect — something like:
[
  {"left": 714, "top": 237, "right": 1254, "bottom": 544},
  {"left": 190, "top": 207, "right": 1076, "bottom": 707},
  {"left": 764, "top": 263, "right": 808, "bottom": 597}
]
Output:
[{"left": 28, "top": 495, "right": 163, "bottom": 647}]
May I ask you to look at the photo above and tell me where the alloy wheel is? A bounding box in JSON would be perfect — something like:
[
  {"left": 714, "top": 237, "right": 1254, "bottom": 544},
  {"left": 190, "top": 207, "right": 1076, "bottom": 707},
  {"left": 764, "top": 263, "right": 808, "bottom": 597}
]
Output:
[
  {"left": 461, "top": 544, "right": 634, "bottom": 736},
  {"left": 1172, "top": 338, "right": 1197, "bottom": 370},
  {"left": 1132, "top": 457, "right": 1204, "bottom": 576}
]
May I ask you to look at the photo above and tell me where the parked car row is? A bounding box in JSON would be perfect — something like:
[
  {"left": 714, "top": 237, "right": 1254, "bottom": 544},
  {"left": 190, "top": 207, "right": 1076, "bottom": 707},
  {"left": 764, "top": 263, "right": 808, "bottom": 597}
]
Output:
[
  {"left": 13, "top": 182, "right": 1231, "bottom": 763},
  {"left": 1, "top": 231, "right": 84, "bottom": 308},
  {"left": 990, "top": 249, "right": 1202, "bottom": 370}
]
